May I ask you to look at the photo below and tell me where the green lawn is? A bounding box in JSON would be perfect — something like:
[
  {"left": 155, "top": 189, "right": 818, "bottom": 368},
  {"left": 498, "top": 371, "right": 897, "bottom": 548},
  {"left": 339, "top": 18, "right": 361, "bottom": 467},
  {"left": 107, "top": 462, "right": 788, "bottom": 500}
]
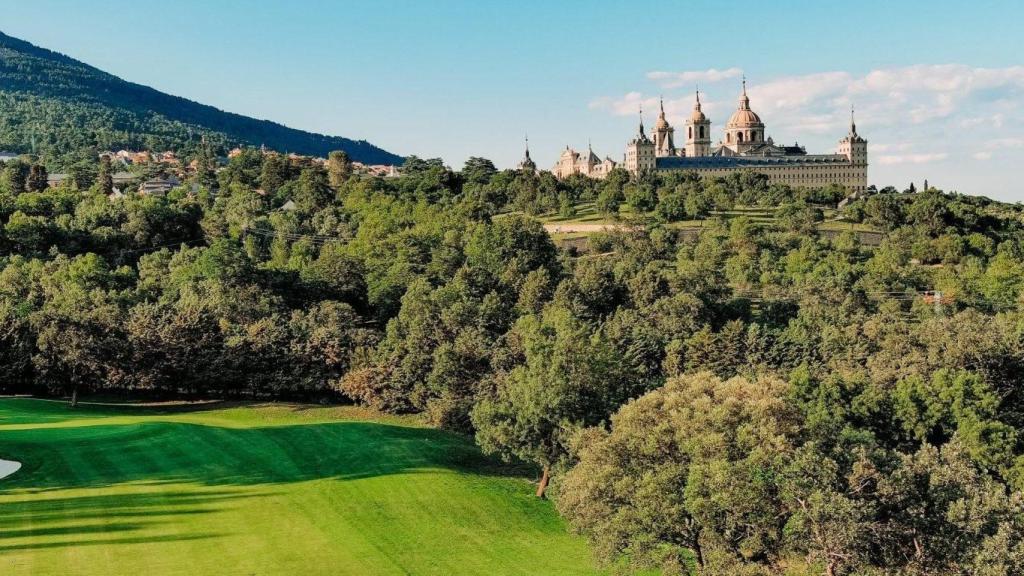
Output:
[
  {"left": 535, "top": 202, "right": 882, "bottom": 240},
  {"left": 0, "top": 398, "right": 601, "bottom": 576}
]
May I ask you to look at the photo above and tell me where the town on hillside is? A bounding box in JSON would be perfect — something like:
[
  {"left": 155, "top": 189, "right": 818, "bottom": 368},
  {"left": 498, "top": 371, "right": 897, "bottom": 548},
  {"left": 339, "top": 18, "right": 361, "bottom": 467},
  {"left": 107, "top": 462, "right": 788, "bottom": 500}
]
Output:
[{"left": 0, "top": 146, "right": 400, "bottom": 199}]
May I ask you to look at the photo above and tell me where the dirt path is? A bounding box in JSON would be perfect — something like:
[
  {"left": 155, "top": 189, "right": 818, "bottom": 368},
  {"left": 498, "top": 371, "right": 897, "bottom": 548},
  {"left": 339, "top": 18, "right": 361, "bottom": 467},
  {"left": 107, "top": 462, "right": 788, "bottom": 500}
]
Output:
[{"left": 543, "top": 223, "right": 633, "bottom": 233}]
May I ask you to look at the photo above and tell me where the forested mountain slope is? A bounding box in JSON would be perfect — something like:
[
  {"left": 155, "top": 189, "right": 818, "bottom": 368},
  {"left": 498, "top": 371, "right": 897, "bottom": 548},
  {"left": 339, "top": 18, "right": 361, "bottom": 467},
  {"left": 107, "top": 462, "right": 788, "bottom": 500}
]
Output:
[{"left": 0, "top": 31, "right": 403, "bottom": 166}]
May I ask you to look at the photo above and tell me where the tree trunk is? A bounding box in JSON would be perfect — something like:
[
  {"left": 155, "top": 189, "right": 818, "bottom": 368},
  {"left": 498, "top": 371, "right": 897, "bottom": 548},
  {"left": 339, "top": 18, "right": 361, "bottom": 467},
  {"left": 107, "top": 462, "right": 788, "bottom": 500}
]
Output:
[
  {"left": 535, "top": 465, "right": 550, "bottom": 498},
  {"left": 692, "top": 539, "right": 704, "bottom": 569},
  {"left": 70, "top": 386, "right": 79, "bottom": 408}
]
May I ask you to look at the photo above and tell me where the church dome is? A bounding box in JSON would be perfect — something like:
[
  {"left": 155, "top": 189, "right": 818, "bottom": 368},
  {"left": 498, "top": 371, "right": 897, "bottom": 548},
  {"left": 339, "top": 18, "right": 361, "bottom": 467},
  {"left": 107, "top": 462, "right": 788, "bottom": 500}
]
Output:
[
  {"left": 727, "top": 107, "right": 763, "bottom": 127},
  {"left": 726, "top": 85, "right": 764, "bottom": 128}
]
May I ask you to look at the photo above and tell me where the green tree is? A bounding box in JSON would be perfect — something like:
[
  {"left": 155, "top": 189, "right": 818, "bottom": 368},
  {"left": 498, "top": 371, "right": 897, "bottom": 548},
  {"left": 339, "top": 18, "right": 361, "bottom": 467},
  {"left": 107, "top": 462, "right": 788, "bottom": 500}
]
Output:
[
  {"left": 3, "top": 159, "right": 30, "bottom": 194},
  {"left": 595, "top": 185, "right": 624, "bottom": 216},
  {"left": 472, "top": 307, "right": 638, "bottom": 497},
  {"left": 625, "top": 181, "right": 657, "bottom": 213},
  {"left": 97, "top": 154, "right": 114, "bottom": 195},
  {"left": 327, "top": 150, "right": 353, "bottom": 188},
  {"left": 461, "top": 157, "right": 497, "bottom": 186},
  {"left": 260, "top": 153, "right": 291, "bottom": 194},
  {"left": 26, "top": 164, "right": 48, "bottom": 192},
  {"left": 68, "top": 159, "right": 98, "bottom": 190},
  {"left": 559, "top": 372, "right": 799, "bottom": 574},
  {"left": 294, "top": 166, "right": 333, "bottom": 213}
]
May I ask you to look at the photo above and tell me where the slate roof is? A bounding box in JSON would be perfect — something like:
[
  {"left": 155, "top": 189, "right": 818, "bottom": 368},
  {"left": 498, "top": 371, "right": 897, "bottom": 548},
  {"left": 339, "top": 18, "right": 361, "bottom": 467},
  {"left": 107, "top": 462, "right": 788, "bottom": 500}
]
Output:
[{"left": 656, "top": 154, "right": 852, "bottom": 170}]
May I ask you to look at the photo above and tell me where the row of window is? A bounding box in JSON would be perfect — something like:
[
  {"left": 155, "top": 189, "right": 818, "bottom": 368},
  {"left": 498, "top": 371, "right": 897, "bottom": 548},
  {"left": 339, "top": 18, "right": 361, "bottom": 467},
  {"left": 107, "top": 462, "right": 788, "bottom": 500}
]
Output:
[
  {"left": 687, "top": 126, "right": 707, "bottom": 140},
  {"left": 726, "top": 131, "right": 763, "bottom": 144}
]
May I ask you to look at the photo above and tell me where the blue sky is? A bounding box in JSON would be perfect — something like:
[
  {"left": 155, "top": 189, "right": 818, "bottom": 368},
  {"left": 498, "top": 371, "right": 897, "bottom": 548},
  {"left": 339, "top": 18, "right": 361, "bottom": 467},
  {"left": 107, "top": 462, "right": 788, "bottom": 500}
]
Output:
[{"left": 3, "top": 0, "right": 1023, "bottom": 200}]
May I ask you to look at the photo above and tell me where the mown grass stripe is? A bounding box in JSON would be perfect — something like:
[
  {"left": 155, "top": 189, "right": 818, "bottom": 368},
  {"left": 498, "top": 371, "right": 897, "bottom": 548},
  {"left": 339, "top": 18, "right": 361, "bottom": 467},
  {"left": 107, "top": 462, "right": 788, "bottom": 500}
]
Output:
[{"left": 0, "top": 399, "right": 600, "bottom": 576}]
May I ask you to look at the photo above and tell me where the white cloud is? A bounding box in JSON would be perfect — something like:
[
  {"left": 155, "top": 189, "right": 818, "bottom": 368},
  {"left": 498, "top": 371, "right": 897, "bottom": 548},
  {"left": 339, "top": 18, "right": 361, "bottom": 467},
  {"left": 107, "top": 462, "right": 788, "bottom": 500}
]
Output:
[
  {"left": 986, "top": 137, "right": 1024, "bottom": 149},
  {"left": 589, "top": 92, "right": 724, "bottom": 122},
  {"left": 973, "top": 151, "right": 993, "bottom": 161},
  {"left": 878, "top": 153, "right": 949, "bottom": 165},
  {"left": 872, "top": 142, "right": 914, "bottom": 153},
  {"left": 647, "top": 67, "right": 743, "bottom": 89},
  {"left": 959, "top": 115, "right": 1004, "bottom": 129}
]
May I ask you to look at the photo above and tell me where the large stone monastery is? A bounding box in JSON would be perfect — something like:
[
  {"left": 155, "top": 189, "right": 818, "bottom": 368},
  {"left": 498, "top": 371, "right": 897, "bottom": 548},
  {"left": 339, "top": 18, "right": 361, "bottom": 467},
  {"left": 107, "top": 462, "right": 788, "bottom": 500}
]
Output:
[{"left": 552, "top": 80, "right": 868, "bottom": 192}]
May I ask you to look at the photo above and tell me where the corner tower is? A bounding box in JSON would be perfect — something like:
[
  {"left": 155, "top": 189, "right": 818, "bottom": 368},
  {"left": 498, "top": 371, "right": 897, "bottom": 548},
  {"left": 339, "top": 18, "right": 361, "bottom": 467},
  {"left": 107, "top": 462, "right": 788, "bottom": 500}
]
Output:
[
  {"left": 625, "top": 107, "right": 656, "bottom": 174},
  {"left": 837, "top": 106, "right": 868, "bottom": 192},
  {"left": 685, "top": 89, "right": 712, "bottom": 157}
]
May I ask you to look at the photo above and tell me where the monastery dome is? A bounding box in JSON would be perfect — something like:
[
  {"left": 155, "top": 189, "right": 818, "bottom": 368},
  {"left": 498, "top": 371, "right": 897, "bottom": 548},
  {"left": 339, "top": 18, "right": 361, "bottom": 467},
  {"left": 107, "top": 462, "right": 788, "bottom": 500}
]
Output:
[
  {"left": 727, "top": 107, "right": 763, "bottom": 127},
  {"left": 727, "top": 85, "right": 764, "bottom": 128}
]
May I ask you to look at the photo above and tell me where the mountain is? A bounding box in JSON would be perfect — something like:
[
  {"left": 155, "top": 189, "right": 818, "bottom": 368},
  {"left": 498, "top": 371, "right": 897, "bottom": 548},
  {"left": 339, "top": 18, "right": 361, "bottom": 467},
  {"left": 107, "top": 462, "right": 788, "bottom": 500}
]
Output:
[{"left": 0, "top": 31, "right": 404, "bottom": 166}]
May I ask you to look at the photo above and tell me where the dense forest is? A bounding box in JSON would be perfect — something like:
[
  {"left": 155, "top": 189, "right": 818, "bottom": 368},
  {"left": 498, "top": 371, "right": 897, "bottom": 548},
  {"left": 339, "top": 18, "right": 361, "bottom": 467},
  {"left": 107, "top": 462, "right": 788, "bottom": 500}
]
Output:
[
  {"left": 2, "top": 147, "right": 1024, "bottom": 575},
  {"left": 0, "top": 31, "right": 403, "bottom": 167}
]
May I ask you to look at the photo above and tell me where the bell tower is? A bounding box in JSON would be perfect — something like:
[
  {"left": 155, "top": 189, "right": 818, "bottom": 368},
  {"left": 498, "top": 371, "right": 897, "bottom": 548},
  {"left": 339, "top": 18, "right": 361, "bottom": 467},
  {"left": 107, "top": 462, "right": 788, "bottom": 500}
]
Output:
[
  {"left": 685, "top": 89, "right": 712, "bottom": 157},
  {"left": 652, "top": 97, "right": 675, "bottom": 157}
]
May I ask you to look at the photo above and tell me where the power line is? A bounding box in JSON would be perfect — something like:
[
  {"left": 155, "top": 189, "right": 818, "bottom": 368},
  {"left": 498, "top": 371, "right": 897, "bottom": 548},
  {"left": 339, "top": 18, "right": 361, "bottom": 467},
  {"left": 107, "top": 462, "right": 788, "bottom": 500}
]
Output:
[{"left": 244, "top": 227, "right": 348, "bottom": 246}]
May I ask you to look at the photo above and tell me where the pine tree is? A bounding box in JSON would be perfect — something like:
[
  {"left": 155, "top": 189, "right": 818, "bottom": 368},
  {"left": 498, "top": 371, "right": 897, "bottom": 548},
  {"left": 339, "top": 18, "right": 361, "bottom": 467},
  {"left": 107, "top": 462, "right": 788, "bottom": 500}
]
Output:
[
  {"left": 327, "top": 150, "right": 352, "bottom": 188},
  {"left": 98, "top": 155, "right": 114, "bottom": 195},
  {"left": 195, "top": 136, "right": 218, "bottom": 190},
  {"left": 26, "top": 164, "right": 48, "bottom": 192},
  {"left": 3, "top": 160, "right": 30, "bottom": 194}
]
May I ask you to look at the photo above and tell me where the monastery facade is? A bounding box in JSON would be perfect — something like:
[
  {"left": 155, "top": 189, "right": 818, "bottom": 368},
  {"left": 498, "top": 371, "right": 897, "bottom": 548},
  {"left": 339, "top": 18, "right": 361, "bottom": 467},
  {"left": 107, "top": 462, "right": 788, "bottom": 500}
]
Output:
[
  {"left": 551, "top": 144, "right": 618, "bottom": 179},
  {"left": 552, "top": 80, "right": 868, "bottom": 193}
]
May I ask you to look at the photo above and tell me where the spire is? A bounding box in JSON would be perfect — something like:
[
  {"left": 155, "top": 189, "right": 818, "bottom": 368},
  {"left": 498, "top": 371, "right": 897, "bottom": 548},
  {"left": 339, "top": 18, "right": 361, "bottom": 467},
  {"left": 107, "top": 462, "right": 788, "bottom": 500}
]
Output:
[
  {"left": 738, "top": 75, "right": 751, "bottom": 110},
  {"left": 519, "top": 133, "right": 536, "bottom": 171},
  {"left": 659, "top": 95, "right": 665, "bottom": 116},
  {"left": 638, "top": 104, "right": 646, "bottom": 136},
  {"left": 850, "top": 105, "right": 857, "bottom": 135}
]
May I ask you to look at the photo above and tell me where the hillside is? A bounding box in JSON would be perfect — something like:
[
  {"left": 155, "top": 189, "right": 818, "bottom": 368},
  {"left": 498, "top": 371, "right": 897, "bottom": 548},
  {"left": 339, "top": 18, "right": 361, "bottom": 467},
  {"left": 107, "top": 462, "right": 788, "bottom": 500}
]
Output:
[{"left": 0, "top": 31, "right": 403, "bottom": 166}]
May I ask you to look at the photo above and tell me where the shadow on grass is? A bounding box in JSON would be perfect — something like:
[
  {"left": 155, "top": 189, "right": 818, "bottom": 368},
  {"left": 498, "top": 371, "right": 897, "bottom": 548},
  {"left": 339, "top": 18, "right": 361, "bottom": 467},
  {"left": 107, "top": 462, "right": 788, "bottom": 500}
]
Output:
[
  {"left": 2, "top": 419, "right": 532, "bottom": 491},
  {"left": 0, "top": 404, "right": 540, "bottom": 556},
  {"left": 0, "top": 397, "right": 251, "bottom": 425},
  {"left": 0, "top": 533, "right": 222, "bottom": 553},
  {"left": 0, "top": 489, "right": 258, "bottom": 553}
]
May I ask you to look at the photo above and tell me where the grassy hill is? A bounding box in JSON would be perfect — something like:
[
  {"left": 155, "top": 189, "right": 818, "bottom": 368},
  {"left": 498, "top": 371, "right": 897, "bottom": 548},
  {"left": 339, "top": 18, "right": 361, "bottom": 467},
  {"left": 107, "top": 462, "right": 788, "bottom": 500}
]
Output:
[
  {"left": 531, "top": 201, "right": 883, "bottom": 245},
  {"left": 0, "top": 31, "right": 403, "bottom": 167},
  {"left": 0, "top": 399, "right": 599, "bottom": 576}
]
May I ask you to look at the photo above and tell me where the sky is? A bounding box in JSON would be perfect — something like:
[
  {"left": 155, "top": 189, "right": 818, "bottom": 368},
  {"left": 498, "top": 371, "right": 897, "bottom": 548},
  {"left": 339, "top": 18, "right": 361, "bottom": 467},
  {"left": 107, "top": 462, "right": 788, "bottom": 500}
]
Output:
[{"left": 2, "top": 0, "right": 1023, "bottom": 200}]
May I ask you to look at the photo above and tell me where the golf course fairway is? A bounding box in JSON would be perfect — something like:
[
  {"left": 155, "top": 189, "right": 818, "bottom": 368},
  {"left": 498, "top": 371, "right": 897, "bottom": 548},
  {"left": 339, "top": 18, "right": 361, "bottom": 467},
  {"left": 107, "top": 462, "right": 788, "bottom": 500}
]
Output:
[{"left": 0, "top": 398, "right": 601, "bottom": 575}]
